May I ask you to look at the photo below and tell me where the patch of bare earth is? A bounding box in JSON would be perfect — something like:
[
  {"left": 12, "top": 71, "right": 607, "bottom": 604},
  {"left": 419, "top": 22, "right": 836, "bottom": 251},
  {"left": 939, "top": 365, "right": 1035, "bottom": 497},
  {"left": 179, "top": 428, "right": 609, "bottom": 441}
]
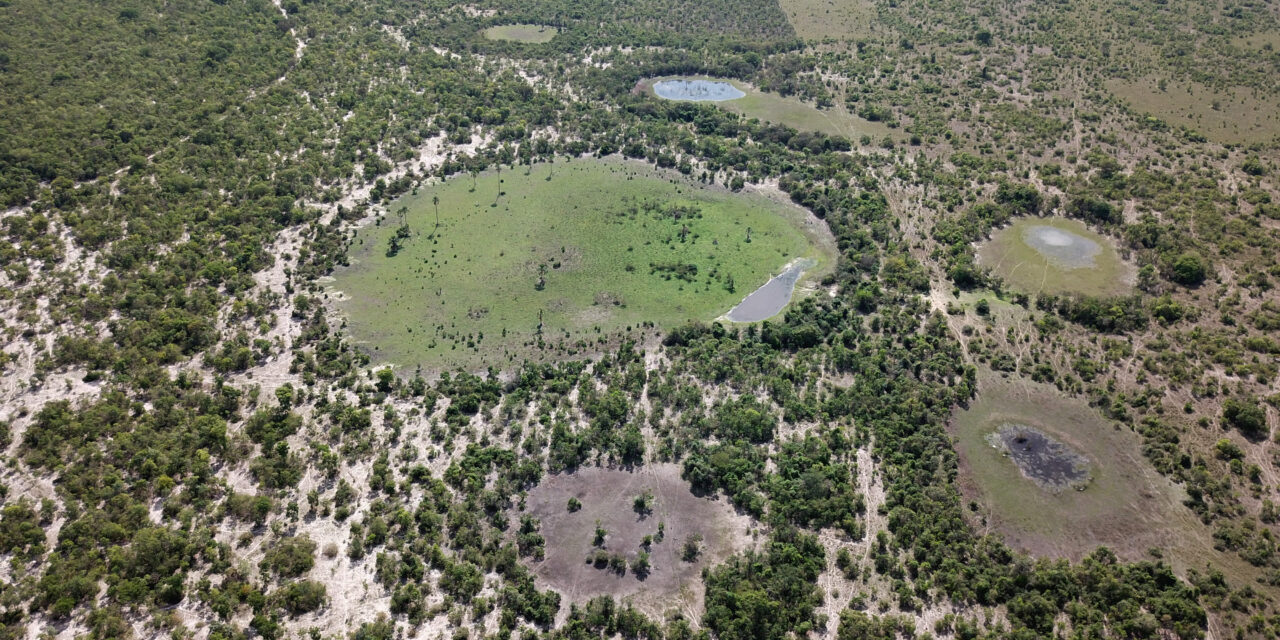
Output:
[{"left": 520, "top": 464, "right": 756, "bottom": 621}]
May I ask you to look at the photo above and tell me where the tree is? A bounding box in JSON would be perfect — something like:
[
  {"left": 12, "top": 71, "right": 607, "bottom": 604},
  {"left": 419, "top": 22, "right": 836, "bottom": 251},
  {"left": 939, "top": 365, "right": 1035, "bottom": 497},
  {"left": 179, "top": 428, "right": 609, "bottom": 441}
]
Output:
[
  {"left": 1067, "top": 195, "right": 1118, "bottom": 224},
  {"left": 1223, "top": 397, "right": 1267, "bottom": 440},
  {"left": 631, "top": 551, "right": 651, "bottom": 578},
  {"left": 431, "top": 195, "right": 440, "bottom": 235},
  {"left": 1241, "top": 156, "right": 1267, "bottom": 176},
  {"left": 1171, "top": 252, "right": 1207, "bottom": 286},
  {"left": 375, "top": 368, "right": 395, "bottom": 393},
  {"left": 275, "top": 580, "right": 327, "bottom": 616},
  {"left": 703, "top": 529, "right": 824, "bottom": 638},
  {"left": 994, "top": 181, "right": 1040, "bottom": 214}
]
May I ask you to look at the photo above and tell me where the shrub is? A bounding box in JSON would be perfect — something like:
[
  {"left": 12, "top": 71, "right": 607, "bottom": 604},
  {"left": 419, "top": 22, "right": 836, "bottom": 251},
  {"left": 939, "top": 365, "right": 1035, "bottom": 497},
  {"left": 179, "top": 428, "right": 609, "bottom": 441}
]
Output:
[
  {"left": 682, "top": 534, "right": 703, "bottom": 562},
  {"left": 1223, "top": 397, "right": 1267, "bottom": 440},
  {"left": 275, "top": 580, "right": 326, "bottom": 616},
  {"left": 1170, "top": 252, "right": 1207, "bottom": 286},
  {"left": 261, "top": 536, "right": 317, "bottom": 579},
  {"left": 1214, "top": 439, "right": 1243, "bottom": 460}
]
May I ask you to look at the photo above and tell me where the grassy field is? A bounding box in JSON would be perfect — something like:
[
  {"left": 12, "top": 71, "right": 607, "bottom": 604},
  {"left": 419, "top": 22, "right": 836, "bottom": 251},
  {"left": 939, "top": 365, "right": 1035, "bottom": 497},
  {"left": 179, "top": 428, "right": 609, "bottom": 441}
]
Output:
[
  {"left": 777, "top": 0, "right": 879, "bottom": 42},
  {"left": 642, "top": 76, "right": 893, "bottom": 141},
  {"left": 1232, "top": 32, "right": 1280, "bottom": 51},
  {"left": 1105, "top": 77, "right": 1280, "bottom": 145},
  {"left": 977, "top": 217, "right": 1133, "bottom": 298},
  {"left": 333, "top": 157, "right": 831, "bottom": 371},
  {"left": 483, "top": 24, "right": 558, "bottom": 43},
  {"left": 950, "top": 369, "right": 1218, "bottom": 569}
]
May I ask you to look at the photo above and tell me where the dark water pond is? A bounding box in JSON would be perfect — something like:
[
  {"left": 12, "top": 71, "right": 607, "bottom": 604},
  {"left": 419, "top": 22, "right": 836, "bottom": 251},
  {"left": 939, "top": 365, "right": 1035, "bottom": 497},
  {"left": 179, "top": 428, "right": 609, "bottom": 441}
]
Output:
[
  {"left": 987, "top": 424, "right": 1091, "bottom": 492},
  {"left": 653, "top": 79, "right": 746, "bottom": 102},
  {"left": 726, "top": 259, "right": 813, "bottom": 322}
]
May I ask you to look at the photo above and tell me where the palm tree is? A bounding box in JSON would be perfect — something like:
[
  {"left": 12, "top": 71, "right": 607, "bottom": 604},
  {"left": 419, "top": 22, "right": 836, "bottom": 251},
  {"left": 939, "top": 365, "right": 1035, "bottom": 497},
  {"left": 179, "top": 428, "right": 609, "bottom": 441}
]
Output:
[
  {"left": 493, "top": 166, "right": 502, "bottom": 207},
  {"left": 431, "top": 195, "right": 440, "bottom": 236}
]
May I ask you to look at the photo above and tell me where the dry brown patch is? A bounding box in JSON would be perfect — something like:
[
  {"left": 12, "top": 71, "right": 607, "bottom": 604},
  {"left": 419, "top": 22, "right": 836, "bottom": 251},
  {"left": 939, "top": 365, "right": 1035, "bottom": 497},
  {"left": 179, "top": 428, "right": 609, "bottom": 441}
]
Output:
[{"left": 519, "top": 464, "right": 756, "bottom": 620}]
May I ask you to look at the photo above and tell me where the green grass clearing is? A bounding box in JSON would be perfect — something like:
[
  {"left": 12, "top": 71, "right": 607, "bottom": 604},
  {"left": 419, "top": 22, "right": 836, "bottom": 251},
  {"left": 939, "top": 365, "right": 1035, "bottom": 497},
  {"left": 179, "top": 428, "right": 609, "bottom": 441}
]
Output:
[
  {"left": 483, "top": 24, "right": 558, "bottom": 43},
  {"left": 977, "top": 217, "right": 1133, "bottom": 298},
  {"left": 332, "top": 157, "right": 833, "bottom": 371},
  {"left": 641, "top": 76, "right": 893, "bottom": 141}
]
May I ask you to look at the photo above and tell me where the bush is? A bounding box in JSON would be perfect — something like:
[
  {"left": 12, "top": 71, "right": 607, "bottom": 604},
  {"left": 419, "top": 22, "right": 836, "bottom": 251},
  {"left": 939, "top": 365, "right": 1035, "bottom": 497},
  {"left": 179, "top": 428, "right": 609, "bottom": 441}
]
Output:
[
  {"left": 682, "top": 534, "right": 703, "bottom": 562},
  {"left": 1223, "top": 397, "right": 1267, "bottom": 440},
  {"left": 1214, "top": 439, "right": 1244, "bottom": 460},
  {"left": 275, "top": 580, "right": 326, "bottom": 616},
  {"left": 261, "top": 537, "right": 317, "bottom": 579},
  {"left": 631, "top": 551, "right": 651, "bottom": 578},
  {"left": 1170, "top": 252, "right": 1207, "bottom": 286},
  {"left": 0, "top": 502, "right": 45, "bottom": 557}
]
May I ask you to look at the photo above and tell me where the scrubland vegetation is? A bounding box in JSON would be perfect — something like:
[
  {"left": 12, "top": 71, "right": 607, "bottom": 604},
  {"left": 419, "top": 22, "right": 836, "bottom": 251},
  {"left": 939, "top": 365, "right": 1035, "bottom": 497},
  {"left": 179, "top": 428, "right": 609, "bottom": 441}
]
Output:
[{"left": 0, "top": 0, "right": 1276, "bottom": 638}]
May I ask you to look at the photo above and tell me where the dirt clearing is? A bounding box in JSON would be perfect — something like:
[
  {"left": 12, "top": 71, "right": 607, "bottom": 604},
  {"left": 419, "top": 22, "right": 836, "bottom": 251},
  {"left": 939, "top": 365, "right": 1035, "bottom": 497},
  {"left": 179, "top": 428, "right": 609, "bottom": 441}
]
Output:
[{"left": 519, "top": 464, "right": 756, "bottom": 619}]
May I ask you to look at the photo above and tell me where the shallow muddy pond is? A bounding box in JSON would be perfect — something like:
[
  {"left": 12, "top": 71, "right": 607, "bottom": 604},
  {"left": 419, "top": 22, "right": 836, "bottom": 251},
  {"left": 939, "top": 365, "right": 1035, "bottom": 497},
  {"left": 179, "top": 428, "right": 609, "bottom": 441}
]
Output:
[
  {"left": 986, "top": 423, "right": 1091, "bottom": 492},
  {"left": 652, "top": 79, "right": 746, "bottom": 102},
  {"left": 726, "top": 259, "right": 813, "bottom": 322},
  {"left": 1022, "top": 225, "right": 1101, "bottom": 269}
]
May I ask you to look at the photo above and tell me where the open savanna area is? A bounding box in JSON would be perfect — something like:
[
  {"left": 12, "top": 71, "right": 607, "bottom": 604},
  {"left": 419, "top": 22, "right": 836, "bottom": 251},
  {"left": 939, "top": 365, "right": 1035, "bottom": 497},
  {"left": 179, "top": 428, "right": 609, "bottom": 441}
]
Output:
[
  {"left": 778, "top": 0, "right": 880, "bottom": 43},
  {"left": 333, "top": 156, "right": 831, "bottom": 370},
  {"left": 1105, "top": 77, "right": 1280, "bottom": 145}
]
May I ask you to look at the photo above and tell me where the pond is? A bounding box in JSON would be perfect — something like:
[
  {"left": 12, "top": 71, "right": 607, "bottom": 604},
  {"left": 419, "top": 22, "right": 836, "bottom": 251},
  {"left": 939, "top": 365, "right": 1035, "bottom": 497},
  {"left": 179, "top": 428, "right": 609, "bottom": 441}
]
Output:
[
  {"left": 725, "top": 259, "right": 814, "bottom": 322},
  {"left": 652, "top": 79, "right": 746, "bottom": 102},
  {"left": 1022, "top": 225, "right": 1101, "bottom": 269}
]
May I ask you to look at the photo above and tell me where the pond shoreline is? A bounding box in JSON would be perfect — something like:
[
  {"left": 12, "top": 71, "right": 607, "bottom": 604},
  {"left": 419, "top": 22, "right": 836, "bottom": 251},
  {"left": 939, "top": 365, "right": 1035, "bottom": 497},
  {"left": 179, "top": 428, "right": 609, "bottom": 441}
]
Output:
[{"left": 723, "top": 258, "right": 816, "bottom": 322}]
